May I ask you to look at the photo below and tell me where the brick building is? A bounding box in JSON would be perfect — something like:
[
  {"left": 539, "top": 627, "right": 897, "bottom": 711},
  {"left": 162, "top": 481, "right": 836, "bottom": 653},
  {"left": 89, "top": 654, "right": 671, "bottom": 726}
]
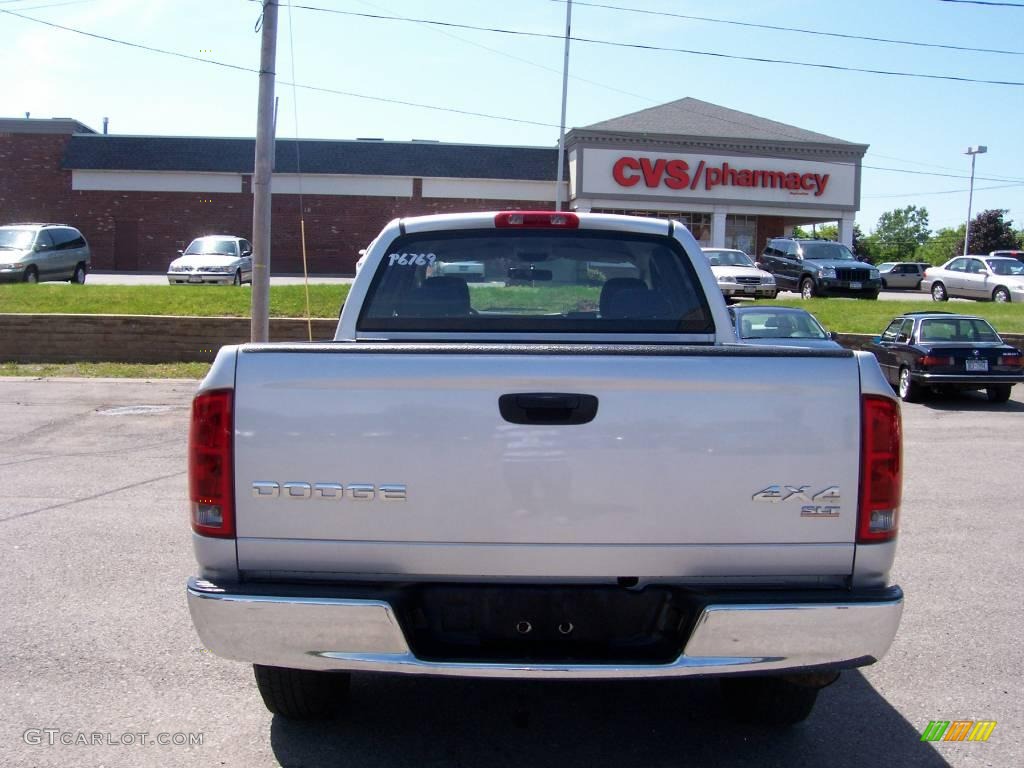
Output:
[{"left": 0, "top": 99, "right": 866, "bottom": 274}]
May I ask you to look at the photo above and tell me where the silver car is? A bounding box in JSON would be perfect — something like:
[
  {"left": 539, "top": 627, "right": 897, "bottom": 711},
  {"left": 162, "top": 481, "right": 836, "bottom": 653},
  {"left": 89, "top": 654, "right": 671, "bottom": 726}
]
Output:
[
  {"left": 702, "top": 248, "right": 777, "bottom": 300},
  {"left": 168, "top": 236, "right": 253, "bottom": 285},
  {"left": 877, "top": 262, "right": 927, "bottom": 290},
  {"left": 0, "top": 223, "right": 91, "bottom": 284},
  {"left": 729, "top": 306, "right": 842, "bottom": 350},
  {"left": 921, "top": 255, "right": 1024, "bottom": 303}
]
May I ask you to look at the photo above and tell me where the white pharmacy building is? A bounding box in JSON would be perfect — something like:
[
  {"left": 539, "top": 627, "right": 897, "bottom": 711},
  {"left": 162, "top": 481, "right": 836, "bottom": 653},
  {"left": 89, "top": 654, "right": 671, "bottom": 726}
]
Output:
[{"left": 564, "top": 98, "right": 866, "bottom": 254}]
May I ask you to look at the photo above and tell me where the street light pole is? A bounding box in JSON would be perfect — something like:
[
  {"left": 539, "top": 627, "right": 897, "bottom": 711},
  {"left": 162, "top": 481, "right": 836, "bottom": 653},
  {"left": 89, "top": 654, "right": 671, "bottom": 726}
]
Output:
[
  {"left": 963, "top": 145, "right": 987, "bottom": 256},
  {"left": 554, "top": 0, "right": 572, "bottom": 211},
  {"left": 251, "top": 0, "right": 279, "bottom": 343}
]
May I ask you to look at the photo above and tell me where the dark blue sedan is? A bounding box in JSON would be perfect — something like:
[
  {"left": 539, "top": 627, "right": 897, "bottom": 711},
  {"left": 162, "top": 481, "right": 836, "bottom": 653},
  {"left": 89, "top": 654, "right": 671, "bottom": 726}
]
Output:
[{"left": 867, "top": 312, "right": 1024, "bottom": 402}]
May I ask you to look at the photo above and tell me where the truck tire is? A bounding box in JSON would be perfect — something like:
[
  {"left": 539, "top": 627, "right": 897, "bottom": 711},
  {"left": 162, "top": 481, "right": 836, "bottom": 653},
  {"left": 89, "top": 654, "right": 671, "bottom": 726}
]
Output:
[
  {"left": 719, "top": 675, "right": 822, "bottom": 726},
  {"left": 800, "top": 277, "right": 816, "bottom": 300},
  {"left": 253, "top": 664, "right": 350, "bottom": 720},
  {"left": 986, "top": 385, "right": 1012, "bottom": 403}
]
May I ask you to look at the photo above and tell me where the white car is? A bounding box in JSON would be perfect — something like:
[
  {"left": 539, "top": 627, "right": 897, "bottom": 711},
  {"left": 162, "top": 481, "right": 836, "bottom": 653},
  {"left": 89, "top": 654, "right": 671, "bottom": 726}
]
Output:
[
  {"left": 167, "top": 236, "right": 253, "bottom": 286},
  {"left": 702, "top": 248, "right": 776, "bottom": 299},
  {"left": 921, "top": 255, "right": 1024, "bottom": 303}
]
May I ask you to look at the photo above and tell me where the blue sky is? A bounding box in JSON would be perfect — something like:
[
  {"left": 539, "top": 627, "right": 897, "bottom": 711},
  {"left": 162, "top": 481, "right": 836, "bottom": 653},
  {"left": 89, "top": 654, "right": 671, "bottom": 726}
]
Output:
[{"left": 3, "top": 0, "right": 1022, "bottom": 233}]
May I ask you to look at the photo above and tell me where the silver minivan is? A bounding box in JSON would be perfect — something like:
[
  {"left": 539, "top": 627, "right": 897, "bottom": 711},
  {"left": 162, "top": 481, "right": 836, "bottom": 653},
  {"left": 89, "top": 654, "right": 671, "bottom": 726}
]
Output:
[{"left": 0, "top": 224, "right": 91, "bottom": 283}]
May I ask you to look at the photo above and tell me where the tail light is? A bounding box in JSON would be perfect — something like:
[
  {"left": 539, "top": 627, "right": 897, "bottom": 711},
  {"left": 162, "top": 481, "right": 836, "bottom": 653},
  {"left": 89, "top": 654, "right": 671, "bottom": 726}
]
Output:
[
  {"left": 998, "top": 351, "right": 1022, "bottom": 368},
  {"left": 189, "top": 389, "right": 235, "bottom": 538},
  {"left": 495, "top": 211, "right": 579, "bottom": 228},
  {"left": 920, "top": 354, "right": 954, "bottom": 367},
  {"left": 858, "top": 395, "right": 902, "bottom": 543}
]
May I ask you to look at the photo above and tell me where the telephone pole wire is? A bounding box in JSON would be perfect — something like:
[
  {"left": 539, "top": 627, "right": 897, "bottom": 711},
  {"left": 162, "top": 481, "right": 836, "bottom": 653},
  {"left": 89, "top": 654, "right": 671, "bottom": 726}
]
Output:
[{"left": 251, "top": 0, "right": 279, "bottom": 342}]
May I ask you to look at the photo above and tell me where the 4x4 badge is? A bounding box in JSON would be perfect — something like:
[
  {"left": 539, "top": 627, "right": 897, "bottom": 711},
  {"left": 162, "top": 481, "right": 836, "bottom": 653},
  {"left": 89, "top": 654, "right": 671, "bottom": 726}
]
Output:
[{"left": 752, "top": 485, "right": 841, "bottom": 518}]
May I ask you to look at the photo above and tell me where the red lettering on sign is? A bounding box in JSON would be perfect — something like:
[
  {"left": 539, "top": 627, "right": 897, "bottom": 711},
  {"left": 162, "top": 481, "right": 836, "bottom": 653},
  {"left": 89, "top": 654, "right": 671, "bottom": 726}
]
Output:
[
  {"left": 639, "top": 157, "right": 665, "bottom": 187},
  {"left": 610, "top": 156, "right": 834, "bottom": 198},
  {"left": 612, "top": 156, "right": 641, "bottom": 187},
  {"left": 664, "top": 160, "right": 689, "bottom": 189}
]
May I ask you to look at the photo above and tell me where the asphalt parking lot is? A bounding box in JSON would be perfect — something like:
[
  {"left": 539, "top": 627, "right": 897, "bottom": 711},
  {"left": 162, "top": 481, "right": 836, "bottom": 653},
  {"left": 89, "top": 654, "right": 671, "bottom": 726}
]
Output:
[{"left": 1, "top": 378, "right": 1020, "bottom": 767}]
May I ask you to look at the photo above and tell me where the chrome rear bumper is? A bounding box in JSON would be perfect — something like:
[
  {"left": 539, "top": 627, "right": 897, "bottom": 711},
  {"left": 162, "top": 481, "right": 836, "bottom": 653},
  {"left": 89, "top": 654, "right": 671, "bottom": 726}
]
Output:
[{"left": 187, "top": 578, "right": 903, "bottom": 679}]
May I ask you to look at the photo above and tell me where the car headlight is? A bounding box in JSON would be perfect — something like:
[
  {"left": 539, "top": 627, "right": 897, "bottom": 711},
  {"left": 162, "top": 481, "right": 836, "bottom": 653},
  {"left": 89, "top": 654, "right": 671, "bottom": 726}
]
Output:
[
  {"left": 869, "top": 269, "right": 880, "bottom": 279},
  {"left": 761, "top": 274, "right": 775, "bottom": 285},
  {"left": 717, "top": 275, "right": 735, "bottom": 283},
  {"left": 820, "top": 267, "right": 836, "bottom": 279},
  {"left": 0, "top": 263, "right": 20, "bottom": 270}
]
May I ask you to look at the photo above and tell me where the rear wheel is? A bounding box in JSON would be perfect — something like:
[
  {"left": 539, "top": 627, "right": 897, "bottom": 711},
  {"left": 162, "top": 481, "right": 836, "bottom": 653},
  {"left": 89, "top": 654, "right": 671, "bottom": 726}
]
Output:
[
  {"left": 23, "top": 266, "right": 38, "bottom": 284},
  {"left": 992, "top": 286, "right": 1011, "bottom": 303},
  {"left": 986, "top": 385, "right": 1012, "bottom": 403},
  {"left": 253, "top": 664, "right": 350, "bottom": 720},
  {"left": 898, "top": 367, "right": 922, "bottom": 402},
  {"left": 931, "top": 282, "right": 947, "bottom": 302},
  {"left": 719, "top": 675, "right": 824, "bottom": 726},
  {"left": 71, "top": 263, "right": 87, "bottom": 284},
  {"left": 800, "top": 277, "right": 816, "bottom": 300}
]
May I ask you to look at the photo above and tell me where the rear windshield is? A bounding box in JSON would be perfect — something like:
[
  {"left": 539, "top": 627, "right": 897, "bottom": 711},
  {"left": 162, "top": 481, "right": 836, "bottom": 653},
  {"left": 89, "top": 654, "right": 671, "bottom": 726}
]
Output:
[
  {"left": 919, "top": 318, "right": 1000, "bottom": 343},
  {"left": 358, "top": 229, "right": 713, "bottom": 334},
  {"left": 735, "top": 311, "right": 827, "bottom": 340}
]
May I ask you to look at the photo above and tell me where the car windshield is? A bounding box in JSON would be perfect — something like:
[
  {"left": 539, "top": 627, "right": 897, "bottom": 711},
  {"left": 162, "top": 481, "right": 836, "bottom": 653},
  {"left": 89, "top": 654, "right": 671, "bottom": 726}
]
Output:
[
  {"left": 919, "top": 318, "right": 1000, "bottom": 343},
  {"left": 735, "top": 311, "right": 827, "bottom": 340},
  {"left": 985, "top": 259, "right": 1024, "bottom": 276},
  {"left": 0, "top": 229, "right": 35, "bottom": 250},
  {"left": 185, "top": 238, "right": 236, "bottom": 256},
  {"left": 705, "top": 250, "right": 754, "bottom": 267},
  {"left": 359, "top": 229, "right": 713, "bottom": 334},
  {"left": 801, "top": 242, "right": 856, "bottom": 261}
]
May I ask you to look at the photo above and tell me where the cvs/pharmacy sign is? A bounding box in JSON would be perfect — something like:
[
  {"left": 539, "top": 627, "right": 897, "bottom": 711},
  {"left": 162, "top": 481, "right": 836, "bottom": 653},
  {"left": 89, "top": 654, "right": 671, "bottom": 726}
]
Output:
[{"left": 611, "top": 155, "right": 831, "bottom": 197}]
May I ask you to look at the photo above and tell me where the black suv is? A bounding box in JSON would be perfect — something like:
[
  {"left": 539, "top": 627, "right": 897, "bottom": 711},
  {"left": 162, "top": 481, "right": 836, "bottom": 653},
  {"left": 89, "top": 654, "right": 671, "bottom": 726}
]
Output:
[{"left": 759, "top": 238, "right": 881, "bottom": 300}]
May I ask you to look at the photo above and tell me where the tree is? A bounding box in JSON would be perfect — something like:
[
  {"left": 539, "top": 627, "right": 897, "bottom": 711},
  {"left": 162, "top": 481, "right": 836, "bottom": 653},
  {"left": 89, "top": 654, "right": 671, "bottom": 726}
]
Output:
[
  {"left": 852, "top": 223, "right": 871, "bottom": 262},
  {"left": 917, "top": 226, "right": 963, "bottom": 265},
  {"left": 872, "top": 206, "right": 931, "bottom": 261},
  {"left": 962, "top": 209, "right": 1019, "bottom": 255}
]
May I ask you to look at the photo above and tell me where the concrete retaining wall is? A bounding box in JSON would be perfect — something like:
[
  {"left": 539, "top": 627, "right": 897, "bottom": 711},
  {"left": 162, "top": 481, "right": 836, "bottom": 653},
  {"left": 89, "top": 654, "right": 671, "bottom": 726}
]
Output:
[
  {"left": 0, "top": 314, "right": 1020, "bottom": 365},
  {"left": 0, "top": 314, "right": 338, "bottom": 363}
]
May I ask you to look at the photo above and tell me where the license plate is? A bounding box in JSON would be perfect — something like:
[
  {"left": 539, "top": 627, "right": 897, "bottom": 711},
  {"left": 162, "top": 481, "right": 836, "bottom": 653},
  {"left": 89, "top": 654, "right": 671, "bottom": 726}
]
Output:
[
  {"left": 966, "top": 359, "right": 988, "bottom": 372},
  {"left": 188, "top": 276, "right": 202, "bottom": 283},
  {"left": 743, "top": 287, "right": 756, "bottom": 293},
  {"left": 849, "top": 281, "right": 862, "bottom": 290}
]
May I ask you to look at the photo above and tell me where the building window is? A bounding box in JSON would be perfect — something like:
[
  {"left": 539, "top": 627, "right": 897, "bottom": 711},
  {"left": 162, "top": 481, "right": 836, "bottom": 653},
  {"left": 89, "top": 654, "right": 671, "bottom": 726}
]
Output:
[
  {"left": 725, "top": 215, "right": 757, "bottom": 255},
  {"left": 591, "top": 209, "right": 712, "bottom": 246}
]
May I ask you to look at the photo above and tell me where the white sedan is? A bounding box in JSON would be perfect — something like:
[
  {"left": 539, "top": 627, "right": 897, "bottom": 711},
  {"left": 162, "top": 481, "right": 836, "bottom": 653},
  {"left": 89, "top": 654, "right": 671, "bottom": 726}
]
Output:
[
  {"left": 702, "top": 248, "right": 777, "bottom": 300},
  {"left": 167, "top": 236, "right": 253, "bottom": 286},
  {"left": 921, "top": 255, "right": 1024, "bottom": 303}
]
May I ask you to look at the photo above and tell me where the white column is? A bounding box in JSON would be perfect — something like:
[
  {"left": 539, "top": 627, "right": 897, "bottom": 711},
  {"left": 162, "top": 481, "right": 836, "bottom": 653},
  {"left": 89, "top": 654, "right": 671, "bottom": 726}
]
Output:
[
  {"left": 839, "top": 216, "right": 855, "bottom": 248},
  {"left": 711, "top": 210, "right": 727, "bottom": 248},
  {"left": 783, "top": 224, "right": 795, "bottom": 237}
]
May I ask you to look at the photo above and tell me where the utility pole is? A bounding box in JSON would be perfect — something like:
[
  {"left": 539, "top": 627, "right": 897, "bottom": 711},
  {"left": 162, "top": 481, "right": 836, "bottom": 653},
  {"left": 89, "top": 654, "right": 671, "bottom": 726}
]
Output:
[
  {"left": 554, "top": 0, "right": 572, "bottom": 211},
  {"left": 963, "top": 145, "right": 987, "bottom": 257},
  {"left": 251, "top": 0, "right": 279, "bottom": 342}
]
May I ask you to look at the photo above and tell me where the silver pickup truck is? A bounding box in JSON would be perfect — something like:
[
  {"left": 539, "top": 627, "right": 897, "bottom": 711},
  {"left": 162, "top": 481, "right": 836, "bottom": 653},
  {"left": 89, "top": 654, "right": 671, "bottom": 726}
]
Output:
[{"left": 187, "top": 211, "right": 903, "bottom": 726}]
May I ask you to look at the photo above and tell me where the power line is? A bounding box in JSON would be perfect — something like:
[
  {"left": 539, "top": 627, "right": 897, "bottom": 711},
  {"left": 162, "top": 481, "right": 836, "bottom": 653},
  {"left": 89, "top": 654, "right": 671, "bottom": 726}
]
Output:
[
  {"left": 280, "top": 5, "right": 1024, "bottom": 87},
  {"left": 0, "top": 8, "right": 560, "bottom": 129},
  {"left": 864, "top": 182, "right": 1024, "bottom": 198},
  {"left": 557, "top": 0, "right": 1024, "bottom": 56},
  {"left": 938, "top": 0, "right": 1024, "bottom": 7},
  {"left": 863, "top": 165, "right": 1024, "bottom": 184}
]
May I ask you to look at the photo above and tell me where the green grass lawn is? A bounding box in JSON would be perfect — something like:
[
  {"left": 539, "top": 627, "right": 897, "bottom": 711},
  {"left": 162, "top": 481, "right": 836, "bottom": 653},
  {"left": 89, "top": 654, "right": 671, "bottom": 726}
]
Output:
[
  {"left": 750, "top": 297, "right": 1024, "bottom": 335},
  {"left": 0, "top": 283, "right": 1021, "bottom": 335},
  {"left": 0, "top": 284, "right": 350, "bottom": 318},
  {"left": 0, "top": 362, "right": 212, "bottom": 378}
]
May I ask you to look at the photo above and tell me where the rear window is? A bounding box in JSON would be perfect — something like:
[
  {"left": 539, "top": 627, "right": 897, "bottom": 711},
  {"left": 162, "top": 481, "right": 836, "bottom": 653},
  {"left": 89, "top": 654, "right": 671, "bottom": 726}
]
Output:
[
  {"left": 358, "top": 229, "right": 713, "bottom": 334},
  {"left": 919, "top": 318, "right": 1000, "bottom": 343}
]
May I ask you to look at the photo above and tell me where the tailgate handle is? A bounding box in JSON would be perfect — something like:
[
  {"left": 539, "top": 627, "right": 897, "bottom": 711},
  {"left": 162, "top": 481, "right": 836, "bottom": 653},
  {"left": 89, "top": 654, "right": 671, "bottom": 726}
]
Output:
[{"left": 499, "top": 393, "right": 599, "bottom": 425}]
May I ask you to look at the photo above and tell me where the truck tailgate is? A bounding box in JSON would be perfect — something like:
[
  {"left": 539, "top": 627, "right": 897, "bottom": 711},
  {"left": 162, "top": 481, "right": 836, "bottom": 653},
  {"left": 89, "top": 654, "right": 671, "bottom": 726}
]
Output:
[{"left": 233, "top": 345, "right": 862, "bottom": 580}]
